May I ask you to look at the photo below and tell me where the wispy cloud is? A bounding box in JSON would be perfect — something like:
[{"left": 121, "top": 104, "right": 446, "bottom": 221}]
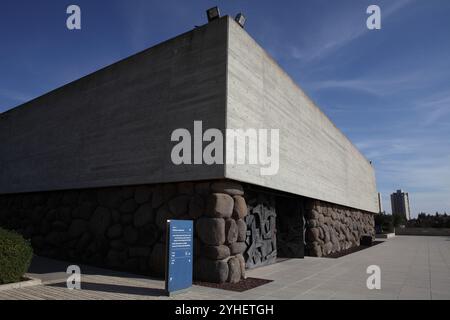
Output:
[
  {"left": 355, "top": 138, "right": 418, "bottom": 160},
  {"left": 288, "top": 0, "right": 414, "bottom": 63},
  {"left": 309, "top": 72, "right": 423, "bottom": 96},
  {"left": 355, "top": 135, "right": 450, "bottom": 215},
  {"left": 415, "top": 92, "right": 450, "bottom": 126},
  {"left": 307, "top": 58, "right": 450, "bottom": 100}
]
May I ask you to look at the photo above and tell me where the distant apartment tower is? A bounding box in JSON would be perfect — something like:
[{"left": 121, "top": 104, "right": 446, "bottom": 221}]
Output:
[{"left": 391, "top": 190, "right": 411, "bottom": 220}]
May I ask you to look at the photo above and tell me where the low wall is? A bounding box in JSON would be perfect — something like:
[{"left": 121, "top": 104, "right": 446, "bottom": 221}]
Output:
[
  {"left": 395, "top": 228, "right": 450, "bottom": 236},
  {"left": 305, "top": 200, "right": 375, "bottom": 257},
  {"left": 0, "top": 180, "right": 248, "bottom": 283}
]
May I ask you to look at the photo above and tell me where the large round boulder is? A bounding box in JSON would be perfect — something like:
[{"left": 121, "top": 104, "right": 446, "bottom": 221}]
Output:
[
  {"left": 236, "top": 219, "right": 247, "bottom": 242},
  {"left": 318, "top": 214, "right": 325, "bottom": 224},
  {"left": 322, "top": 242, "right": 333, "bottom": 255},
  {"left": 107, "top": 224, "right": 123, "bottom": 239},
  {"left": 205, "top": 193, "right": 233, "bottom": 218},
  {"left": 52, "top": 221, "right": 67, "bottom": 231},
  {"left": 89, "top": 207, "right": 111, "bottom": 236},
  {"left": 211, "top": 181, "right": 244, "bottom": 196},
  {"left": 310, "top": 243, "right": 322, "bottom": 257},
  {"left": 306, "top": 227, "right": 320, "bottom": 242},
  {"left": 134, "top": 186, "right": 152, "bottom": 204},
  {"left": 225, "top": 219, "right": 238, "bottom": 245},
  {"left": 119, "top": 198, "right": 138, "bottom": 214},
  {"left": 235, "top": 254, "right": 246, "bottom": 279},
  {"left": 120, "top": 214, "right": 133, "bottom": 225},
  {"left": 202, "top": 245, "right": 230, "bottom": 260},
  {"left": 76, "top": 233, "right": 91, "bottom": 250},
  {"left": 307, "top": 219, "right": 319, "bottom": 228},
  {"left": 195, "top": 258, "right": 229, "bottom": 283},
  {"left": 229, "top": 242, "right": 246, "bottom": 255},
  {"left": 123, "top": 226, "right": 138, "bottom": 244},
  {"left": 134, "top": 203, "right": 153, "bottom": 228},
  {"left": 196, "top": 218, "right": 225, "bottom": 246},
  {"left": 139, "top": 224, "right": 160, "bottom": 246},
  {"left": 227, "top": 257, "right": 241, "bottom": 283},
  {"left": 232, "top": 196, "right": 247, "bottom": 219},
  {"left": 72, "top": 202, "right": 95, "bottom": 220},
  {"left": 306, "top": 209, "right": 320, "bottom": 220},
  {"left": 168, "top": 195, "right": 190, "bottom": 216},
  {"left": 152, "top": 184, "right": 177, "bottom": 209},
  {"left": 68, "top": 219, "right": 88, "bottom": 239},
  {"left": 110, "top": 239, "right": 126, "bottom": 251}
]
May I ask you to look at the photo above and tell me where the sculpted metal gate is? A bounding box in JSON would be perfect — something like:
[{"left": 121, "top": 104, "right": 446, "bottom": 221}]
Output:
[
  {"left": 244, "top": 189, "right": 305, "bottom": 269},
  {"left": 244, "top": 194, "right": 277, "bottom": 269}
]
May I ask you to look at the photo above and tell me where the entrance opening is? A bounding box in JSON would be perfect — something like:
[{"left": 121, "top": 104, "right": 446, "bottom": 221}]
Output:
[
  {"left": 275, "top": 195, "right": 305, "bottom": 258},
  {"left": 244, "top": 185, "right": 305, "bottom": 270}
]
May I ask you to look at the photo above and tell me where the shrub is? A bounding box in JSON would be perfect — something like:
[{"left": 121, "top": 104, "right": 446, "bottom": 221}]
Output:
[
  {"left": 374, "top": 214, "right": 394, "bottom": 233},
  {"left": 0, "top": 227, "right": 33, "bottom": 284},
  {"left": 393, "top": 214, "right": 407, "bottom": 227}
]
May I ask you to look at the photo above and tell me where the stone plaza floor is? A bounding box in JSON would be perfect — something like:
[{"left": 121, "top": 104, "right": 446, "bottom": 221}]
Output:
[{"left": 0, "top": 236, "right": 449, "bottom": 300}]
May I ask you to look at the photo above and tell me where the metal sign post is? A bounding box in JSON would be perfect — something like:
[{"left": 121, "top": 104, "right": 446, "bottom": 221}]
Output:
[{"left": 165, "top": 220, "right": 193, "bottom": 296}]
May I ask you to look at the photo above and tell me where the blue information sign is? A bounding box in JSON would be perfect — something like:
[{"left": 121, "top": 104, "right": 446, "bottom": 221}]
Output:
[{"left": 165, "top": 220, "right": 193, "bottom": 295}]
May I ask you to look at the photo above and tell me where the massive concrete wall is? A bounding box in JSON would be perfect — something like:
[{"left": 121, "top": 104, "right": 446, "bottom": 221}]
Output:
[
  {"left": 0, "top": 18, "right": 228, "bottom": 194},
  {"left": 225, "top": 18, "right": 378, "bottom": 213},
  {"left": 1, "top": 16, "right": 378, "bottom": 214}
]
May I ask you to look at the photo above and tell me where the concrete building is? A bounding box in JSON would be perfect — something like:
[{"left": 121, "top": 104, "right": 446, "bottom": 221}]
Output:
[
  {"left": 0, "top": 16, "right": 378, "bottom": 283},
  {"left": 391, "top": 190, "right": 411, "bottom": 221}
]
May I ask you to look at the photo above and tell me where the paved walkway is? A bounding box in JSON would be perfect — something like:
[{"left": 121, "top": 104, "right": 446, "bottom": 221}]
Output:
[{"left": 1, "top": 236, "right": 449, "bottom": 300}]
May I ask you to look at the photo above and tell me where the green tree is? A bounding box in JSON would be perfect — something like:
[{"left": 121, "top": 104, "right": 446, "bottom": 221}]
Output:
[{"left": 393, "top": 214, "right": 406, "bottom": 227}]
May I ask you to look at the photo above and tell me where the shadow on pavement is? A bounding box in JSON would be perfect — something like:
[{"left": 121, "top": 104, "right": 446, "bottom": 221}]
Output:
[
  {"left": 27, "top": 255, "right": 163, "bottom": 283},
  {"left": 47, "top": 281, "right": 166, "bottom": 297}
]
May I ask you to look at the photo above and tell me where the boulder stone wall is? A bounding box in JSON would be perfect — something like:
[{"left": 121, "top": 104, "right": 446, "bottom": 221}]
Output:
[
  {"left": 0, "top": 180, "right": 248, "bottom": 283},
  {"left": 304, "top": 200, "right": 375, "bottom": 257},
  {"left": 0, "top": 181, "right": 375, "bottom": 278}
]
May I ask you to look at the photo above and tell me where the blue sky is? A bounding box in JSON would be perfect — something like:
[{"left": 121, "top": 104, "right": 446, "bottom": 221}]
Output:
[{"left": 1, "top": 0, "right": 449, "bottom": 216}]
